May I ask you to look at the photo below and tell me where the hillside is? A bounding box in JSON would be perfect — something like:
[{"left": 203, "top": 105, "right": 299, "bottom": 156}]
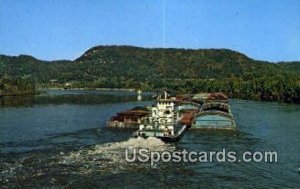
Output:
[
  {"left": 75, "top": 45, "right": 300, "bottom": 80},
  {"left": 0, "top": 45, "right": 300, "bottom": 103}
]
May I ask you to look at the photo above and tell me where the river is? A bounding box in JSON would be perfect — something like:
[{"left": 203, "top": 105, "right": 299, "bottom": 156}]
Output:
[{"left": 0, "top": 89, "right": 299, "bottom": 188}]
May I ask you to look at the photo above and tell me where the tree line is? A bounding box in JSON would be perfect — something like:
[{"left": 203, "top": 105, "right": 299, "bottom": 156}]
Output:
[
  {"left": 0, "top": 45, "right": 300, "bottom": 103},
  {"left": 0, "top": 77, "right": 35, "bottom": 96}
]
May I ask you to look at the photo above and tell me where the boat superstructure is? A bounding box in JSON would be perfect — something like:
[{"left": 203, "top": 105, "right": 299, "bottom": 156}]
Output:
[{"left": 132, "top": 91, "right": 187, "bottom": 142}]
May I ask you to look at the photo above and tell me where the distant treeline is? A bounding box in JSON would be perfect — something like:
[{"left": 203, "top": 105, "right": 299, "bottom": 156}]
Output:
[
  {"left": 42, "top": 75, "right": 300, "bottom": 103},
  {"left": 1, "top": 45, "right": 300, "bottom": 103},
  {"left": 0, "top": 77, "right": 35, "bottom": 96}
]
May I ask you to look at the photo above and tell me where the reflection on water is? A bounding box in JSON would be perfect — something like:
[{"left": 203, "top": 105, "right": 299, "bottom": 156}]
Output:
[
  {"left": 0, "top": 90, "right": 300, "bottom": 188},
  {"left": 0, "top": 96, "right": 36, "bottom": 107}
]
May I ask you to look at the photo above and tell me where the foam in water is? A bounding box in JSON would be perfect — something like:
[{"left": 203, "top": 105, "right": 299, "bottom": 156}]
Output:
[
  {"left": 58, "top": 137, "right": 174, "bottom": 174},
  {"left": 1, "top": 137, "right": 175, "bottom": 184},
  {"left": 93, "top": 136, "right": 172, "bottom": 151}
]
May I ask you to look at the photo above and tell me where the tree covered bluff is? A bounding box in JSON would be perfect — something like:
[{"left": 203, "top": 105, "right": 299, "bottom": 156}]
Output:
[{"left": 0, "top": 45, "right": 299, "bottom": 103}]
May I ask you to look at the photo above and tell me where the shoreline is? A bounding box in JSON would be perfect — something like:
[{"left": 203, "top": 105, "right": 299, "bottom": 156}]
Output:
[
  {"left": 0, "top": 92, "right": 38, "bottom": 97},
  {"left": 39, "top": 87, "right": 300, "bottom": 104},
  {"left": 41, "top": 87, "right": 136, "bottom": 91},
  {"left": 1, "top": 87, "right": 299, "bottom": 105}
]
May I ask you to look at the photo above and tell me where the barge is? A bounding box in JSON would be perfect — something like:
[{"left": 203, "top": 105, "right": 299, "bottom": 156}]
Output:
[
  {"left": 107, "top": 107, "right": 150, "bottom": 129},
  {"left": 191, "top": 101, "right": 236, "bottom": 130}
]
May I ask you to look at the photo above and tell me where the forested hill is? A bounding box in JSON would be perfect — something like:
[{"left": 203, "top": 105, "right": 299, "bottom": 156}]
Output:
[
  {"left": 0, "top": 45, "right": 300, "bottom": 103},
  {"left": 75, "top": 45, "right": 300, "bottom": 79},
  {"left": 1, "top": 45, "right": 299, "bottom": 81}
]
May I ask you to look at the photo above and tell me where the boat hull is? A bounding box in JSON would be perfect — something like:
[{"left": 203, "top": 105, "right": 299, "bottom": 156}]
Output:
[
  {"left": 132, "top": 125, "right": 187, "bottom": 143},
  {"left": 134, "top": 134, "right": 183, "bottom": 143},
  {"left": 191, "top": 112, "right": 236, "bottom": 130}
]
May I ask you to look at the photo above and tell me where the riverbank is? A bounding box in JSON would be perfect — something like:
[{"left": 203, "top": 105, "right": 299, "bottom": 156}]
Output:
[
  {"left": 38, "top": 86, "right": 300, "bottom": 104},
  {"left": 0, "top": 78, "right": 37, "bottom": 98},
  {"left": 0, "top": 92, "right": 37, "bottom": 97},
  {"left": 43, "top": 87, "right": 136, "bottom": 91}
]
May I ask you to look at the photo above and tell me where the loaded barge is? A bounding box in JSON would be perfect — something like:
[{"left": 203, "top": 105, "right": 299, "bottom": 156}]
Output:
[
  {"left": 107, "top": 91, "right": 236, "bottom": 142},
  {"left": 191, "top": 93, "right": 236, "bottom": 129},
  {"left": 107, "top": 107, "right": 150, "bottom": 129}
]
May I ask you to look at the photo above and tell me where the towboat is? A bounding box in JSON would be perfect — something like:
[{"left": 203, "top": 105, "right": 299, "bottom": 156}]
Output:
[
  {"left": 191, "top": 102, "right": 236, "bottom": 130},
  {"left": 132, "top": 91, "right": 187, "bottom": 142},
  {"left": 132, "top": 121, "right": 187, "bottom": 142}
]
